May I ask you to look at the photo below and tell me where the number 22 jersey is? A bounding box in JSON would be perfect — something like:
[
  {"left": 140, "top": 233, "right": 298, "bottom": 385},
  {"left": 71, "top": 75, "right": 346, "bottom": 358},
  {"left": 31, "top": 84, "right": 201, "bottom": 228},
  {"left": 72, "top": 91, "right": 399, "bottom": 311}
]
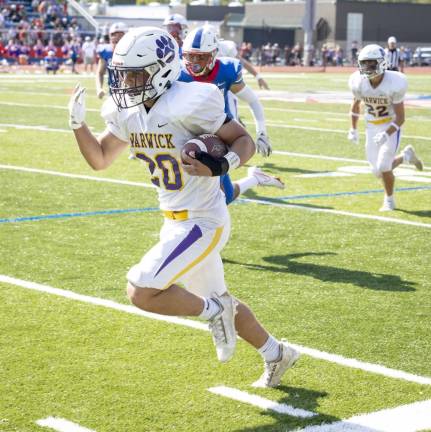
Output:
[{"left": 348, "top": 70, "right": 407, "bottom": 123}]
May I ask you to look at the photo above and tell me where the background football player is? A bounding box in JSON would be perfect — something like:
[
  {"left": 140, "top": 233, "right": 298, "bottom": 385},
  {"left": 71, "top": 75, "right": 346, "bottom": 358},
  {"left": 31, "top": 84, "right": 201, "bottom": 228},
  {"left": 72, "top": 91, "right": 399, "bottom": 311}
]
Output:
[
  {"left": 348, "top": 44, "right": 423, "bottom": 211},
  {"left": 180, "top": 25, "right": 282, "bottom": 205},
  {"left": 68, "top": 26, "right": 300, "bottom": 388},
  {"left": 95, "top": 21, "right": 128, "bottom": 99}
]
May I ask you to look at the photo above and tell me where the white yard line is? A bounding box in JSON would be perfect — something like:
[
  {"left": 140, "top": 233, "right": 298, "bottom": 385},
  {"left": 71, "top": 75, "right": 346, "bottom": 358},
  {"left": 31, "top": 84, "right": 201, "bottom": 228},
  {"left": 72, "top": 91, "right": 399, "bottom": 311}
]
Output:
[
  {"left": 36, "top": 417, "right": 95, "bottom": 432},
  {"left": 297, "top": 399, "right": 431, "bottom": 432},
  {"left": 0, "top": 101, "right": 99, "bottom": 112},
  {"left": 252, "top": 121, "right": 431, "bottom": 142},
  {"left": 1, "top": 275, "right": 431, "bottom": 386},
  {"left": 242, "top": 198, "right": 431, "bottom": 229},
  {"left": 208, "top": 386, "right": 316, "bottom": 418},
  {"left": 2, "top": 163, "right": 430, "bottom": 227},
  {"left": 0, "top": 164, "right": 154, "bottom": 189}
]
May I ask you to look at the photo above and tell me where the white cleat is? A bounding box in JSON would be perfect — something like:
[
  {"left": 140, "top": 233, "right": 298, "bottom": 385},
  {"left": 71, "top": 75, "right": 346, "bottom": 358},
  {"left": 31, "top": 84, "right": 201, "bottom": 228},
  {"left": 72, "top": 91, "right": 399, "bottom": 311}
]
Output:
[
  {"left": 248, "top": 166, "right": 285, "bottom": 189},
  {"left": 208, "top": 292, "right": 238, "bottom": 363},
  {"left": 379, "top": 198, "right": 396, "bottom": 212},
  {"left": 252, "top": 343, "right": 300, "bottom": 388},
  {"left": 403, "top": 145, "right": 423, "bottom": 171}
]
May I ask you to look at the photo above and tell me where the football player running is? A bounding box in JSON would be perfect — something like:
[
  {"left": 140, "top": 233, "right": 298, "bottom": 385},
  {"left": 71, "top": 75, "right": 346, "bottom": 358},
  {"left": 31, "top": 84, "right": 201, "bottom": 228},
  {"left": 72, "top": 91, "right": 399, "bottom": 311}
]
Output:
[
  {"left": 348, "top": 44, "right": 423, "bottom": 211},
  {"left": 68, "top": 27, "right": 300, "bottom": 387},
  {"left": 95, "top": 22, "right": 128, "bottom": 99},
  {"left": 180, "top": 25, "right": 282, "bottom": 204}
]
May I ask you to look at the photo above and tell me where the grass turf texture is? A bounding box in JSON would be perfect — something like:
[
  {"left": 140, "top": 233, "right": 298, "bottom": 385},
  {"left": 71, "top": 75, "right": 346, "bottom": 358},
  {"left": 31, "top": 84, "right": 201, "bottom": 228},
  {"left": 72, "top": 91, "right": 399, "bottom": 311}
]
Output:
[{"left": 1, "top": 72, "right": 430, "bottom": 431}]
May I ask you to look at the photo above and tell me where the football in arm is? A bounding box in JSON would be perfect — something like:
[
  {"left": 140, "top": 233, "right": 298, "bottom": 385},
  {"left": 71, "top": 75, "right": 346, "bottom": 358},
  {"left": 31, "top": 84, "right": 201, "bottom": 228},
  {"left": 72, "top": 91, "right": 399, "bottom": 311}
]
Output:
[{"left": 181, "top": 134, "right": 228, "bottom": 163}]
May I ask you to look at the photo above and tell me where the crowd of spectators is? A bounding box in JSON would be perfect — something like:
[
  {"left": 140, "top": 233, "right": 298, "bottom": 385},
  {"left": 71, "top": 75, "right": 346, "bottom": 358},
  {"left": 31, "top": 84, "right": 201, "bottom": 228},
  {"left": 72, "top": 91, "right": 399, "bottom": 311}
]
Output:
[{"left": 0, "top": 0, "right": 98, "bottom": 72}]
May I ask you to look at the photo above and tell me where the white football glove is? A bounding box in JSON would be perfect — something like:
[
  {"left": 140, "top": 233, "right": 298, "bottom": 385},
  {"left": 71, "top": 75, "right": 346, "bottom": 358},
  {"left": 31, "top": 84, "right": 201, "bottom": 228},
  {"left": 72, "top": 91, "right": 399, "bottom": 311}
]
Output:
[
  {"left": 256, "top": 132, "right": 272, "bottom": 157},
  {"left": 374, "top": 131, "right": 389, "bottom": 146},
  {"left": 68, "top": 83, "right": 86, "bottom": 130},
  {"left": 347, "top": 128, "right": 359, "bottom": 145}
]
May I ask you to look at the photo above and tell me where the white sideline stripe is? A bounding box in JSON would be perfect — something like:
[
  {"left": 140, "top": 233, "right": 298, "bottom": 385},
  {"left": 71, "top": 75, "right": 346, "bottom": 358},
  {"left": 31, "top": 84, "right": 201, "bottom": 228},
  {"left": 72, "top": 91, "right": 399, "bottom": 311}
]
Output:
[
  {"left": 289, "top": 344, "right": 431, "bottom": 386},
  {"left": 36, "top": 417, "right": 95, "bottom": 432},
  {"left": 1, "top": 275, "right": 431, "bottom": 386},
  {"left": 0, "top": 164, "right": 155, "bottom": 189},
  {"left": 2, "top": 164, "right": 431, "bottom": 228},
  {"left": 273, "top": 150, "right": 368, "bottom": 164},
  {"left": 242, "top": 198, "right": 431, "bottom": 230},
  {"left": 208, "top": 386, "right": 316, "bottom": 418},
  {"left": 243, "top": 120, "right": 431, "bottom": 142},
  {"left": 0, "top": 101, "right": 99, "bottom": 112},
  {"left": 0, "top": 275, "right": 207, "bottom": 331},
  {"left": 297, "top": 399, "right": 431, "bottom": 431},
  {"left": 1, "top": 119, "right": 431, "bottom": 143}
]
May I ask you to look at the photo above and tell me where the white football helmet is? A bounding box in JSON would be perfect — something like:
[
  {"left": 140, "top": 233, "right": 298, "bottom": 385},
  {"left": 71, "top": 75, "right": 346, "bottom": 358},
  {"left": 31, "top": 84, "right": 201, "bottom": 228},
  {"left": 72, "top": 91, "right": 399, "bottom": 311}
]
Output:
[
  {"left": 108, "top": 27, "right": 180, "bottom": 109},
  {"left": 163, "top": 13, "right": 188, "bottom": 43},
  {"left": 182, "top": 26, "right": 219, "bottom": 76},
  {"left": 357, "top": 44, "right": 387, "bottom": 79}
]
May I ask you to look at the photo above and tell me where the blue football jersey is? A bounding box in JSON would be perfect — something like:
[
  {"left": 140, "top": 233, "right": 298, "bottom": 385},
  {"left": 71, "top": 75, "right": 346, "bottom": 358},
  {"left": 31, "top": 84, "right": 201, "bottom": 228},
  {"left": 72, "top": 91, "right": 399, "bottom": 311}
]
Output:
[{"left": 178, "top": 57, "right": 243, "bottom": 117}]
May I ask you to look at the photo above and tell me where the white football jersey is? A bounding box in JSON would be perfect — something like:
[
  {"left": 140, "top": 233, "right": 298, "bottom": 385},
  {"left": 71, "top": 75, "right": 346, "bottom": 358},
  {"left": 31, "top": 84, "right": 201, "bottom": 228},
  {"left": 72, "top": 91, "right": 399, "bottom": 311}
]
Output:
[
  {"left": 348, "top": 70, "right": 407, "bottom": 122},
  {"left": 102, "top": 81, "right": 227, "bottom": 212},
  {"left": 218, "top": 39, "right": 238, "bottom": 58}
]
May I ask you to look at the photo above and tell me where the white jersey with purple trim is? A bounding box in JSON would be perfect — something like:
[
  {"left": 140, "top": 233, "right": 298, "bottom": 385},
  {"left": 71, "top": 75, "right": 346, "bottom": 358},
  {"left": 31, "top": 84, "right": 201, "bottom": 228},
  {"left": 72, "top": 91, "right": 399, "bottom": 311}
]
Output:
[
  {"left": 102, "top": 81, "right": 227, "bottom": 213},
  {"left": 348, "top": 70, "right": 407, "bottom": 123},
  {"left": 218, "top": 39, "right": 238, "bottom": 58}
]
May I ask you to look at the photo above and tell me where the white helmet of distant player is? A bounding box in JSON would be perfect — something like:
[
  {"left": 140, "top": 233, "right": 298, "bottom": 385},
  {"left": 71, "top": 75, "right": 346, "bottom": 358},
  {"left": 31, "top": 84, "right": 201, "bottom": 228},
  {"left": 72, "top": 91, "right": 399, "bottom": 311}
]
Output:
[
  {"left": 109, "top": 22, "right": 128, "bottom": 46},
  {"left": 108, "top": 27, "right": 180, "bottom": 108},
  {"left": 357, "top": 44, "right": 387, "bottom": 79},
  {"left": 182, "top": 26, "right": 219, "bottom": 76},
  {"left": 163, "top": 13, "right": 188, "bottom": 43}
]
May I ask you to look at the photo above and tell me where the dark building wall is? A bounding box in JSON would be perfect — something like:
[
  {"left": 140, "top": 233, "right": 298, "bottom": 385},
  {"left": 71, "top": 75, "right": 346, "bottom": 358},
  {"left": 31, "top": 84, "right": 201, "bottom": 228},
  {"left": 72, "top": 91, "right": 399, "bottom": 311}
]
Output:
[
  {"left": 244, "top": 27, "right": 295, "bottom": 47},
  {"left": 336, "top": 1, "right": 431, "bottom": 43},
  {"left": 186, "top": 5, "right": 244, "bottom": 21}
]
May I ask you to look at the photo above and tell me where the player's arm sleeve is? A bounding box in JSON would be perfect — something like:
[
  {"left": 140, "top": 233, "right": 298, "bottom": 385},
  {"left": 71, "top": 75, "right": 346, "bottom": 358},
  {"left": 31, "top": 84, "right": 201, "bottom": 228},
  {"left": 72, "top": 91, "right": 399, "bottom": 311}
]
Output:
[
  {"left": 182, "top": 85, "right": 227, "bottom": 135},
  {"left": 235, "top": 85, "right": 266, "bottom": 134},
  {"left": 392, "top": 77, "right": 408, "bottom": 104},
  {"left": 101, "top": 98, "right": 128, "bottom": 142}
]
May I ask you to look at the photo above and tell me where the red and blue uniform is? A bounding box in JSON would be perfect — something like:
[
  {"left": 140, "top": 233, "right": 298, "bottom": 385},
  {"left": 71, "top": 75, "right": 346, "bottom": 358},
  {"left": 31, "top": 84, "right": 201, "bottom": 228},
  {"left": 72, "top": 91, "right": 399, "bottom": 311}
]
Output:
[{"left": 179, "top": 57, "right": 243, "bottom": 204}]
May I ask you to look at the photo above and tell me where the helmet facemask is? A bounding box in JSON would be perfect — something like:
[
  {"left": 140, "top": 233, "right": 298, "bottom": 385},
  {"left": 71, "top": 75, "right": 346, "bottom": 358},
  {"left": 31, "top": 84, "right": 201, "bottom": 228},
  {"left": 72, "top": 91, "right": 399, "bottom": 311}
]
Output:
[
  {"left": 183, "top": 49, "right": 217, "bottom": 77},
  {"left": 108, "top": 63, "right": 161, "bottom": 109}
]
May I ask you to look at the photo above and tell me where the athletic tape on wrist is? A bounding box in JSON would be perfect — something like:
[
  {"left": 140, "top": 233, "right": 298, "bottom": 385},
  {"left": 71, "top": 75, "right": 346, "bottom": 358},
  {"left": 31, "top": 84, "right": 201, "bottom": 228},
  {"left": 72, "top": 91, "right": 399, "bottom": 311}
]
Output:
[
  {"left": 350, "top": 111, "right": 360, "bottom": 118},
  {"left": 224, "top": 151, "right": 240, "bottom": 170},
  {"left": 390, "top": 122, "right": 400, "bottom": 131}
]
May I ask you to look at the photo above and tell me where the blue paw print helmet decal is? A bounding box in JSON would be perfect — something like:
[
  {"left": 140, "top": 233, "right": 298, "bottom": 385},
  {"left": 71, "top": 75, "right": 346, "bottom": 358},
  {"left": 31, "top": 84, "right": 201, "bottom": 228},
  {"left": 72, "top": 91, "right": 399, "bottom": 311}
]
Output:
[{"left": 156, "top": 36, "right": 175, "bottom": 63}]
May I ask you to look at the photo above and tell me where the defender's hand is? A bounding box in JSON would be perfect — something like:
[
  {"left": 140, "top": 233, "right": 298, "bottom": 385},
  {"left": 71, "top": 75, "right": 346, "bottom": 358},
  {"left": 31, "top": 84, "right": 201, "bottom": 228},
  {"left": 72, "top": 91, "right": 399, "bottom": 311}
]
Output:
[
  {"left": 256, "top": 132, "right": 272, "bottom": 157},
  {"left": 68, "top": 84, "right": 86, "bottom": 130}
]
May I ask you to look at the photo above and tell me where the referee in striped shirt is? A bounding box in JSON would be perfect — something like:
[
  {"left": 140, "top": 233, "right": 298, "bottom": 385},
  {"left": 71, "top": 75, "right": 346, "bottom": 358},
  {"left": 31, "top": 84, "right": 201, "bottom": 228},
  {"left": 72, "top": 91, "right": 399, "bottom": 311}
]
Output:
[{"left": 385, "top": 36, "right": 403, "bottom": 72}]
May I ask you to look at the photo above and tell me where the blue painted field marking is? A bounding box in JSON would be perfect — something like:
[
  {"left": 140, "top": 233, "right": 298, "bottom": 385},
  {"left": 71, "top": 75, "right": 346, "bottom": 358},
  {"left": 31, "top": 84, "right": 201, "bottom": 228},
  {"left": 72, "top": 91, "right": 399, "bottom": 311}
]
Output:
[
  {"left": 0, "top": 207, "right": 159, "bottom": 224},
  {"left": 276, "top": 185, "right": 431, "bottom": 201}
]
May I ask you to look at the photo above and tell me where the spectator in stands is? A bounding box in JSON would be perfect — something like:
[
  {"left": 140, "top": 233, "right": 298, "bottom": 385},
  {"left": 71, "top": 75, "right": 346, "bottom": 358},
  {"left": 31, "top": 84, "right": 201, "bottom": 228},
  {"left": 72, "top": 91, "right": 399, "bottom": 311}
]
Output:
[
  {"left": 335, "top": 45, "right": 343, "bottom": 66},
  {"left": 351, "top": 40, "right": 359, "bottom": 65},
  {"left": 44, "top": 49, "right": 58, "bottom": 74},
  {"left": 82, "top": 35, "right": 95, "bottom": 73}
]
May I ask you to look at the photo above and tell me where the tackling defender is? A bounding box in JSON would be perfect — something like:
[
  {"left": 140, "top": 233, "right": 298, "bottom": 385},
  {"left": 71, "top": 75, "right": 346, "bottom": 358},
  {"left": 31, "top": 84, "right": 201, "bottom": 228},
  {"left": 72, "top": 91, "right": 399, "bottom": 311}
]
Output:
[
  {"left": 180, "top": 25, "right": 282, "bottom": 204},
  {"left": 68, "top": 27, "right": 300, "bottom": 387},
  {"left": 348, "top": 44, "right": 423, "bottom": 211}
]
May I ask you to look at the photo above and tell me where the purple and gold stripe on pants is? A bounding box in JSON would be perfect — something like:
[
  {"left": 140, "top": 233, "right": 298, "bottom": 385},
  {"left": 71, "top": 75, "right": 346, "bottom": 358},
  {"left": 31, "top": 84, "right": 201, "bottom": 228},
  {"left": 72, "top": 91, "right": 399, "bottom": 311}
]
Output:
[{"left": 153, "top": 224, "right": 224, "bottom": 290}]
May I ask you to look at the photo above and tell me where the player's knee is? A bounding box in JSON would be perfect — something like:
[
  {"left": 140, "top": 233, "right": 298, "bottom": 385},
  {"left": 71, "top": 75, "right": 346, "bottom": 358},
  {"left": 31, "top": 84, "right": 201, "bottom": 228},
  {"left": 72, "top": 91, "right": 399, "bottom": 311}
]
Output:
[
  {"left": 376, "top": 160, "right": 392, "bottom": 175},
  {"left": 371, "top": 166, "right": 382, "bottom": 178},
  {"left": 127, "top": 282, "right": 154, "bottom": 310}
]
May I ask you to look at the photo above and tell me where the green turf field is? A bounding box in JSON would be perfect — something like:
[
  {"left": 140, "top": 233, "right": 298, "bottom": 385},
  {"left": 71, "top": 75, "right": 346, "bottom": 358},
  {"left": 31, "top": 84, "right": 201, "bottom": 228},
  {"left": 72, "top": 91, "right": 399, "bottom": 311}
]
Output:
[{"left": 1, "top": 72, "right": 430, "bottom": 432}]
